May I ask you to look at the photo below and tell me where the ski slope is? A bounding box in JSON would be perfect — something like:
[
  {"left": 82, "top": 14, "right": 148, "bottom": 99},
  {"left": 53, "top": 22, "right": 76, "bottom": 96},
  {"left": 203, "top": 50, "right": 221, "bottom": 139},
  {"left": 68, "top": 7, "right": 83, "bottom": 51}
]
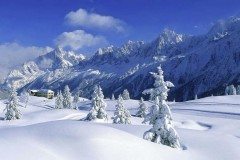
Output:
[{"left": 0, "top": 95, "right": 239, "bottom": 160}]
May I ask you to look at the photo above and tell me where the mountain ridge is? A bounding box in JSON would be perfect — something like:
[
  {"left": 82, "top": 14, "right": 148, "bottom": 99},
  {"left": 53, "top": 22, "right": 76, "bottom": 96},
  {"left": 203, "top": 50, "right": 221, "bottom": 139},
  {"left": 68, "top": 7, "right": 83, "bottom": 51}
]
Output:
[{"left": 2, "top": 16, "right": 240, "bottom": 101}]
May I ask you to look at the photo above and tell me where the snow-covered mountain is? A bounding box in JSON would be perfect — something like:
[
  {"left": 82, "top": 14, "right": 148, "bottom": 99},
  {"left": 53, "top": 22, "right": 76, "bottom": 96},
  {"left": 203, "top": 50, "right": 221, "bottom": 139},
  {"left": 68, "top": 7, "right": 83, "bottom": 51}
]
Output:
[
  {"left": 3, "top": 17, "right": 240, "bottom": 101},
  {"left": 2, "top": 47, "right": 85, "bottom": 90}
]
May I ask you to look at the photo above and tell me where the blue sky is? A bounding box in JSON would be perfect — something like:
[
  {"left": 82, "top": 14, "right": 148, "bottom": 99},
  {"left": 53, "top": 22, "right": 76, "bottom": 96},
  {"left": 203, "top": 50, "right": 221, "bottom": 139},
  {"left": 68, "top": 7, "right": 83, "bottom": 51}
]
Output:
[
  {"left": 1, "top": 0, "right": 240, "bottom": 52},
  {"left": 0, "top": 0, "right": 240, "bottom": 75},
  {"left": 1, "top": 0, "right": 240, "bottom": 50}
]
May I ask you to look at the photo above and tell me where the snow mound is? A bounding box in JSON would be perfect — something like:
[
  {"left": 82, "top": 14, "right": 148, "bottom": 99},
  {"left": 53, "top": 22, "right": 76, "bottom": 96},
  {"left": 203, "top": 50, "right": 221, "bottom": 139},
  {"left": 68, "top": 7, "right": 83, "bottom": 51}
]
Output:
[
  {"left": 0, "top": 120, "right": 188, "bottom": 160},
  {"left": 0, "top": 95, "right": 240, "bottom": 160}
]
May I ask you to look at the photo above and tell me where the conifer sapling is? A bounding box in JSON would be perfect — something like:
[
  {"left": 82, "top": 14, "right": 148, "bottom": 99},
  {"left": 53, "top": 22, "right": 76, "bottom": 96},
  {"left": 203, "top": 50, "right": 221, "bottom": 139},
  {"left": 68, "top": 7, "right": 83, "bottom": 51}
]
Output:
[
  {"left": 55, "top": 91, "right": 63, "bottom": 109},
  {"left": 113, "top": 95, "right": 131, "bottom": 124},
  {"left": 62, "top": 85, "right": 72, "bottom": 109},
  {"left": 122, "top": 89, "right": 130, "bottom": 100},
  {"left": 111, "top": 93, "right": 115, "bottom": 100},
  {"left": 4, "top": 86, "right": 21, "bottom": 120},
  {"left": 136, "top": 97, "right": 148, "bottom": 118}
]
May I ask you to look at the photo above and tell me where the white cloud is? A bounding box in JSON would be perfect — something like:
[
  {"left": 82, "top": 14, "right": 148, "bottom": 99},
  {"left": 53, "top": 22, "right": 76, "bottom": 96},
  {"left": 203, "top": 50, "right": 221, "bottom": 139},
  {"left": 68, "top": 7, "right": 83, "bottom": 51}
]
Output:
[
  {"left": 55, "top": 30, "right": 108, "bottom": 51},
  {"left": 65, "top": 8, "right": 126, "bottom": 33},
  {"left": 0, "top": 43, "right": 52, "bottom": 82}
]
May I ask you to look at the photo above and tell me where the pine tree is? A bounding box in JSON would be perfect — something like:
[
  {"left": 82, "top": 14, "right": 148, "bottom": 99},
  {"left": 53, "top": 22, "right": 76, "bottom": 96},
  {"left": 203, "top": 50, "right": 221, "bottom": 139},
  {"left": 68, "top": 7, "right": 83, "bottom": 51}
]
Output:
[
  {"left": 195, "top": 94, "right": 198, "bottom": 100},
  {"left": 113, "top": 95, "right": 131, "bottom": 124},
  {"left": 142, "top": 66, "right": 180, "bottom": 148},
  {"left": 136, "top": 97, "right": 148, "bottom": 118},
  {"left": 225, "top": 86, "right": 229, "bottom": 95},
  {"left": 4, "top": 86, "right": 21, "bottom": 120},
  {"left": 19, "top": 90, "right": 29, "bottom": 108},
  {"left": 111, "top": 93, "right": 115, "bottom": 100},
  {"left": 122, "top": 89, "right": 130, "bottom": 100},
  {"left": 85, "top": 85, "right": 108, "bottom": 121},
  {"left": 228, "top": 85, "right": 236, "bottom": 95},
  {"left": 62, "top": 85, "right": 72, "bottom": 109},
  {"left": 55, "top": 91, "right": 63, "bottom": 109},
  {"left": 73, "top": 91, "right": 80, "bottom": 110},
  {"left": 237, "top": 85, "right": 240, "bottom": 95}
]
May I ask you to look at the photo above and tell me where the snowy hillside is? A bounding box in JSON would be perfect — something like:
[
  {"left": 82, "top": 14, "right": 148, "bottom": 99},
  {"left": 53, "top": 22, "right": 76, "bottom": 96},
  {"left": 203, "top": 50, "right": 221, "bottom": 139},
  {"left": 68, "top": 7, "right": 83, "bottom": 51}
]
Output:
[
  {"left": 3, "top": 16, "right": 240, "bottom": 101},
  {"left": 0, "top": 95, "right": 240, "bottom": 160}
]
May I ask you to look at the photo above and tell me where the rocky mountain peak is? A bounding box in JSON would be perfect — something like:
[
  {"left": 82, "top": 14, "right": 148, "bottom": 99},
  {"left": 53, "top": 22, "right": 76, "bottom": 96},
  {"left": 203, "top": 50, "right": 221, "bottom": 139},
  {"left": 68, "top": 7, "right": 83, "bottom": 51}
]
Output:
[{"left": 207, "top": 16, "right": 240, "bottom": 39}]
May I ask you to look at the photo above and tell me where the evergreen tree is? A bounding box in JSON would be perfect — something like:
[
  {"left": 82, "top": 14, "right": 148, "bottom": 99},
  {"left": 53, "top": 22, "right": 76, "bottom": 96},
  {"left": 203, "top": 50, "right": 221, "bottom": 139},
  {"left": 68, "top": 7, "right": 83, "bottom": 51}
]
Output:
[
  {"left": 4, "top": 86, "right": 21, "bottom": 120},
  {"left": 73, "top": 91, "right": 80, "bottom": 110},
  {"left": 195, "top": 94, "right": 198, "bottom": 100},
  {"left": 55, "top": 91, "right": 63, "bottom": 109},
  {"left": 228, "top": 85, "right": 236, "bottom": 95},
  {"left": 85, "top": 85, "right": 108, "bottom": 121},
  {"left": 142, "top": 66, "right": 180, "bottom": 148},
  {"left": 113, "top": 95, "right": 131, "bottom": 124},
  {"left": 62, "top": 85, "right": 72, "bottom": 109},
  {"left": 225, "top": 86, "right": 229, "bottom": 95},
  {"left": 237, "top": 85, "right": 240, "bottom": 95},
  {"left": 122, "top": 89, "right": 130, "bottom": 100},
  {"left": 19, "top": 90, "right": 29, "bottom": 108},
  {"left": 136, "top": 97, "right": 148, "bottom": 118},
  {"left": 111, "top": 93, "right": 115, "bottom": 100}
]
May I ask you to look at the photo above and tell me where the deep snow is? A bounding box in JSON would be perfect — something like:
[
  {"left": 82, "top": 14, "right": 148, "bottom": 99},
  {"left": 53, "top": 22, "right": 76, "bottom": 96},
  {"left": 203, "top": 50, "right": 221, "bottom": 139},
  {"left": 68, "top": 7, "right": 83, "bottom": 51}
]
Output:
[{"left": 0, "top": 95, "right": 240, "bottom": 160}]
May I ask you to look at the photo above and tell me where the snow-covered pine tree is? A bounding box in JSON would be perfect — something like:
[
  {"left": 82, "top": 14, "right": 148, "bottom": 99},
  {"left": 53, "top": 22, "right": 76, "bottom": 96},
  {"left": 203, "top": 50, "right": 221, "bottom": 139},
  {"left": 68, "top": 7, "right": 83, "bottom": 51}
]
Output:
[
  {"left": 111, "top": 93, "right": 115, "bottom": 100},
  {"left": 195, "top": 94, "right": 198, "bottom": 100},
  {"left": 73, "top": 91, "right": 80, "bottom": 110},
  {"left": 85, "top": 85, "right": 108, "bottom": 121},
  {"left": 228, "top": 85, "right": 236, "bottom": 95},
  {"left": 113, "top": 95, "right": 131, "bottom": 124},
  {"left": 19, "top": 90, "right": 29, "bottom": 108},
  {"left": 4, "top": 86, "right": 21, "bottom": 120},
  {"left": 55, "top": 91, "right": 63, "bottom": 109},
  {"left": 122, "top": 89, "right": 130, "bottom": 100},
  {"left": 62, "top": 85, "right": 72, "bottom": 109},
  {"left": 237, "top": 85, "right": 240, "bottom": 95},
  {"left": 142, "top": 65, "right": 180, "bottom": 148},
  {"left": 136, "top": 97, "right": 148, "bottom": 118},
  {"left": 225, "top": 86, "right": 229, "bottom": 95}
]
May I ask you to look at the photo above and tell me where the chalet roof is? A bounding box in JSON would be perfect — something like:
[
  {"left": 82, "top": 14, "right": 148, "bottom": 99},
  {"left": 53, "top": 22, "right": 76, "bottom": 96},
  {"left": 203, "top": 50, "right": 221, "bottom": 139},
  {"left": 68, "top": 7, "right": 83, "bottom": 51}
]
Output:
[
  {"left": 30, "top": 89, "right": 54, "bottom": 93},
  {"left": 30, "top": 90, "right": 38, "bottom": 93}
]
